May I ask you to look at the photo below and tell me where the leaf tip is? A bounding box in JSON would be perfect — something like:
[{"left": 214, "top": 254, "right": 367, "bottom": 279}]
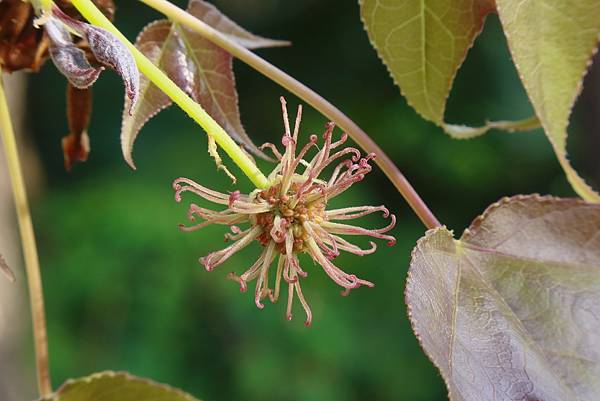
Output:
[{"left": 61, "top": 131, "right": 90, "bottom": 171}]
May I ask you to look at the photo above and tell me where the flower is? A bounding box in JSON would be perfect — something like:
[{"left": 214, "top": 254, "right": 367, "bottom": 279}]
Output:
[{"left": 173, "top": 98, "right": 396, "bottom": 326}]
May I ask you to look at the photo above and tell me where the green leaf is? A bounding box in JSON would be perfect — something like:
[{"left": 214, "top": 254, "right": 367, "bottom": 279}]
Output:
[
  {"left": 406, "top": 195, "right": 600, "bottom": 401},
  {"left": 121, "top": 0, "right": 287, "bottom": 168},
  {"left": 359, "top": 0, "right": 495, "bottom": 124},
  {"left": 40, "top": 371, "right": 201, "bottom": 401},
  {"left": 496, "top": 0, "right": 600, "bottom": 202}
]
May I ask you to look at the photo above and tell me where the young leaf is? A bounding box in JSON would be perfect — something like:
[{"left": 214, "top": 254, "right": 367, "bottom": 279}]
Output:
[
  {"left": 0, "top": 253, "right": 15, "bottom": 282},
  {"left": 52, "top": 6, "right": 140, "bottom": 114},
  {"left": 186, "top": 0, "right": 290, "bottom": 49},
  {"left": 45, "top": 19, "right": 104, "bottom": 89},
  {"left": 62, "top": 84, "right": 92, "bottom": 170},
  {"left": 121, "top": 0, "right": 288, "bottom": 168},
  {"left": 495, "top": 0, "right": 600, "bottom": 202},
  {"left": 41, "top": 371, "right": 202, "bottom": 401},
  {"left": 84, "top": 24, "right": 140, "bottom": 113},
  {"left": 359, "top": 0, "right": 495, "bottom": 124},
  {"left": 120, "top": 20, "right": 173, "bottom": 168},
  {"left": 407, "top": 195, "right": 600, "bottom": 401}
]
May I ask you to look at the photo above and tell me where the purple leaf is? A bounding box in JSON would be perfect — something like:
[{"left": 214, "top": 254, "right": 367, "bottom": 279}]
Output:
[
  {"left": 45, "top": 19, "right": 103, "bottom": 89},
  {"left": 407, "top": 195, "right": 600, "bottom": 401},
  {"left": 187, "top": 0, "right": 290, "bottom": 49},
  {"left": 52, "top": 6, "right": 140, "bottom": 115},
  {"left": 121, "top": 20, "right": 174, "bottom": 168},
  {"left": 83, "top": 25, "right": 140, "bottom": 114}
]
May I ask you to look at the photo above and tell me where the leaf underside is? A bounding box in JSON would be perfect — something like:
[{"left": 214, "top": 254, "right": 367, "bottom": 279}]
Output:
[
  {"left": 495, "top": 0, "right": 600, "bottom": 201},
  {"left": 360, "top": 0, "right": 600, "bottom": 200},
  {"left": 407, "top": 195, "right": 600, "bottom": 401},
  {"left": 40, "top": 371, "right": 202, "bottom": 401},
  {"left": 359, "top": 0, "right": 495, "bottom": 124},
  {"left": 121, "top": 0, "right": 288, "bottom": 168}
]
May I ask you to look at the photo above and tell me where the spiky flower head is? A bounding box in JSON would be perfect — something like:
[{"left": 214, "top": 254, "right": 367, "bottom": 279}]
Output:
[{"left": 173, "top": 98, "right": 396, "bottom": 326}]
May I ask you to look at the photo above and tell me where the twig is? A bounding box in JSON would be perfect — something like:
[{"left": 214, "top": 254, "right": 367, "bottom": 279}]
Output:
[{"left": 0, "top": 69, "right": 52, "bottom": 397}]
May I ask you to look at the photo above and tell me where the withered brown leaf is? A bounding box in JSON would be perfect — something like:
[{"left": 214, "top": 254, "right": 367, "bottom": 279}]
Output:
[
  {"left": 121, "top": 0, "right": 289, "bottom": 168},
  {"left": 0, "top": 0, "right": 49, "bottom": 72},
  {"left": 0, "top": 0, "right": 116, "bottom": 73},
  {"left": 62, "top": 84, "right": 92, "bottom": 171}
]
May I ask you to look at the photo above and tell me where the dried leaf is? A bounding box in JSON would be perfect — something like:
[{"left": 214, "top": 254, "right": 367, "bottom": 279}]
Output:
[
  {"left": 41, "top": 371, "right": 202, "bottom": 401},
  {"left": 0, "top": 253, "right": 15, "bottom": 283},
  {"left": 0, "top": 0, "right": 115, "bottom": 73},
  {"left": 186, "top": 0, "right": 290, "bottom": 49},
  {"left": 122, "top": 0, "right": 287, "bottom": 167},
  {"left": 496, "top": 0, "right": 600, "bottom": 201},
  {"left": 0, "top": 0, "right": 49, "bottom": 72},
  {"left": 62, "top": 85, "right": 92, "bottom": 170},
  {"left": 46, "top": 19, "right": 103, "bottom": 89},
  {"left": 407, "top": 195, "right": 600, "bottom": 401},
  {"left": 52, "top": 6, "right": 140, "bottom": 114}
]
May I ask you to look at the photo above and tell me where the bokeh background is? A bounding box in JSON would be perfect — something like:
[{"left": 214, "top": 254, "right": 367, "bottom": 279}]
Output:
[{"left": 2, "top": 1, "right": 600, "bottom": 400}]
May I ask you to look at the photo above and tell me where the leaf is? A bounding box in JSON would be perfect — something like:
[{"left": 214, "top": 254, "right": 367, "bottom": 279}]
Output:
[
  {"left": 62, "top": 85, "right": 92, "bottom": 171},
  {"left": 40, "top": 371, "right": 202, "bottom": 401},
  {"left": 0, "top": 0, "right": 50, "bottom": 72},
  {"left": 406, "top": 195, "right": 600, "bottom": 401},
  {"left": 46, "top": 19, "right": 103, "bottom": 89},
  {"left": 0, "top": 253, "right": 15, "bottom": 282},
  {"left": 121, "top": 0, "right": 288, "bottom": 168},
  {"left": 186, "top": 0, "right": 290, "bottom": 49},
  {"left": 52, "top": 6, "right": 140, "bottom": 114},
  {"left": 495, "top": 0, "right": 600, "bottom": 202},
  {"left": 120, "top": 20, "right": 184, "bottom": 169},
  {"left": 443, "top": 116, "right": 541, "bottom": 140},
  {"left": 359, "top": 0, "right": 495, "bottom": 124},
  {"left": 84, "top": 24, "right": 140, "bottom": 113}
]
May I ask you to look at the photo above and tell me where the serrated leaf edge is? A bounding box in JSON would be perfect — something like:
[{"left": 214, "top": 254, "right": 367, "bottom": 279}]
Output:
[
  {"left": 358, "top": 0, "right": 495, "bottom": 124},
  {"left": 495, "top": 1, "right": 600, "bottom": 201},
  {"left": 121, "top": 19, "right": 174, "bottom": 169},
  {"left": 404, "top": 225, "right": 457, "bottom": 400},
  {"left": 462, "top": 193, "right": 595, "bottom": 241},
  {"left": 40, "top": 371, "right": 200, "bottom": 401}
]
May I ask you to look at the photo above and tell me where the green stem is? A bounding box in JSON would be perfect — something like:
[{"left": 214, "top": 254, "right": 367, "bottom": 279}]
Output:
[
  {"left": 139, "top": 0, "right": 441, "bottom": 230},
  {"left": 0, "top": 69, "right": 52, "bottom": 397},
  {"left": 69, "top": 0, "right": 269, "bottom": 189}
]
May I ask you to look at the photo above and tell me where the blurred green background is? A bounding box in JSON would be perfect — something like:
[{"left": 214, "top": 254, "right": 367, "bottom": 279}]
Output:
[{"left": 11, "top": 0, "right": 600, "bottom": 400}]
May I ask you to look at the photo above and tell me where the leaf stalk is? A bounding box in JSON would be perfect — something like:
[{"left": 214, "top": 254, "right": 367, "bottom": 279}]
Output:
[
  {"left": 139, "top": 0, "right": 441, "bottom": 229},
  {"left": 0, "top": 69, "right": 52, "bottom": 397}
]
